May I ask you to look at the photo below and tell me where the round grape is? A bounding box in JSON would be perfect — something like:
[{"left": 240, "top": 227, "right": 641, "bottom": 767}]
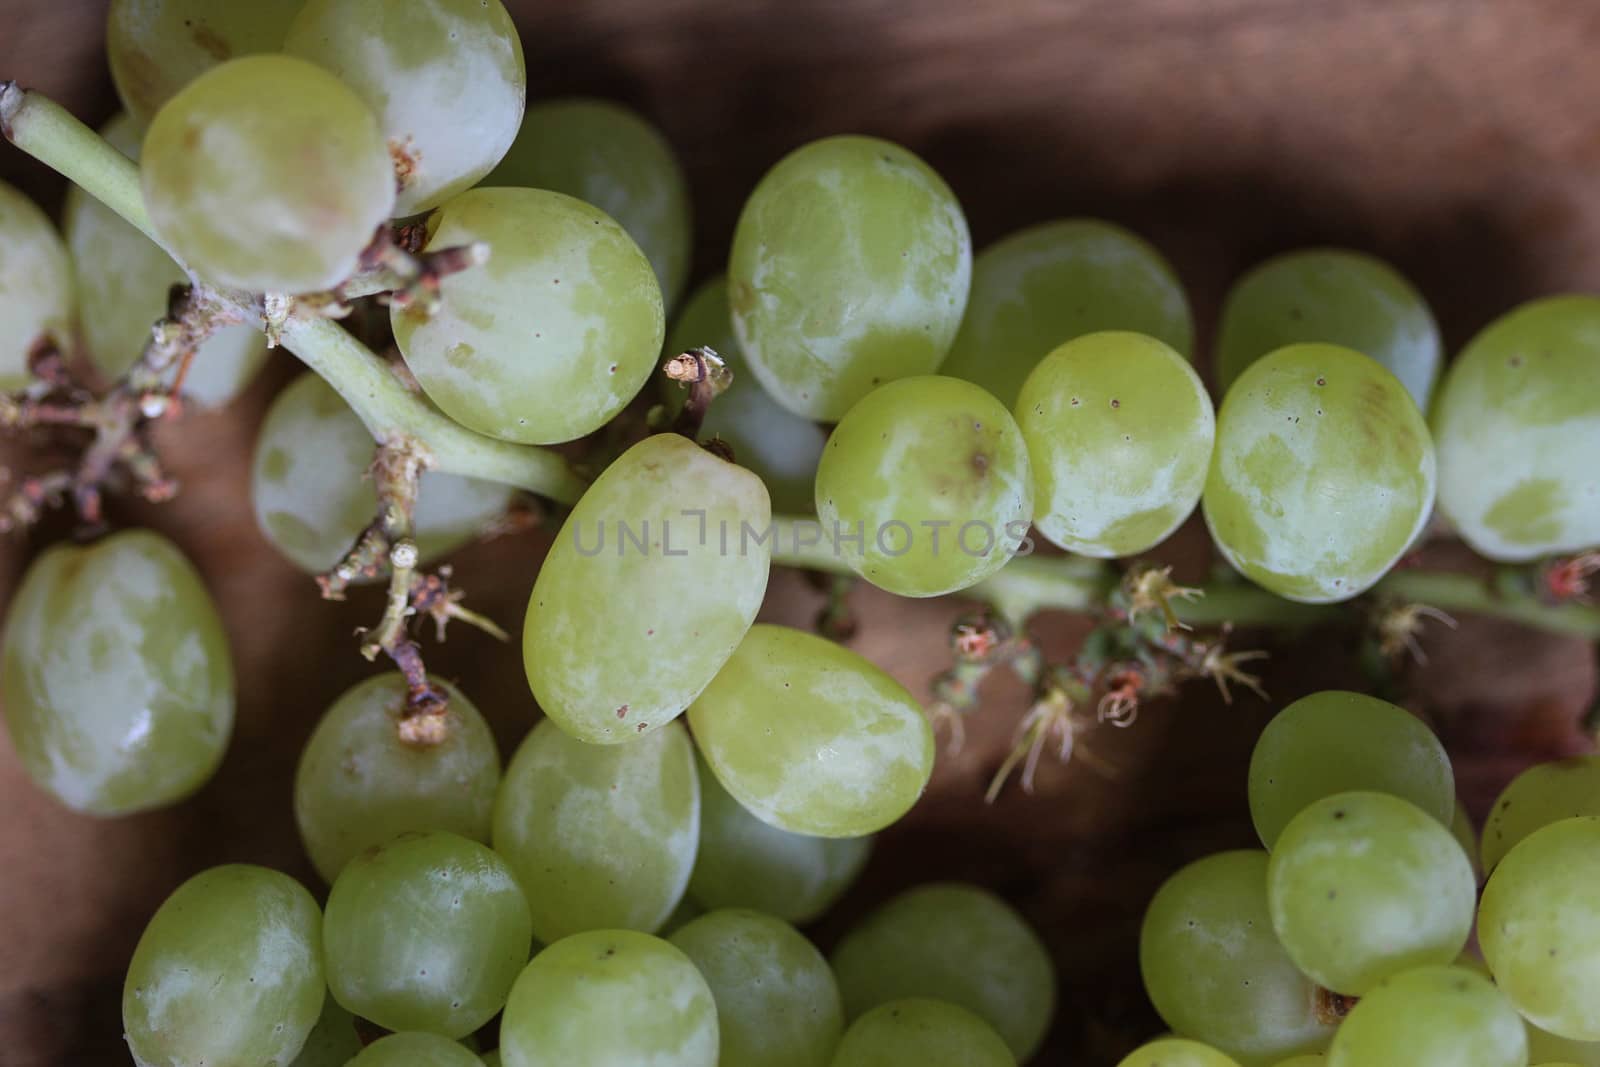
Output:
[
  {"left": 1480, "top": 756, "right": 1600, "bottom": 873},
  {"left": 1326, "top": 965, "right": 1527, "bottom": 1067},
  {"left": 833, "top": 999, "right": 1014, "bottom": 1067},
  {"left": 0, "top": 179, "right": 75, "bottom": 390},
  {"left": 1118, "top": 1038, "right": 1243, "bottom": 1067},
  {"left": 345, "top": 1032, "right": 485, "bottom": 1067}
]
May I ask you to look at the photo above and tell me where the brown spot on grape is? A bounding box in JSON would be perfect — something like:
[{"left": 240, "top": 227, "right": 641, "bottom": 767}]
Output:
[
  {"left": 616, "top": 704, "right": 629, "bottom": 719},
  {"left": 1110, "top": 398, "right": 1121, "bottom": 409},
  {"left": 189, "top": 22, "right": 232, "bottom": 60},
  {"left": 389, "top": 139, "right": 420, "bottom": 191}
]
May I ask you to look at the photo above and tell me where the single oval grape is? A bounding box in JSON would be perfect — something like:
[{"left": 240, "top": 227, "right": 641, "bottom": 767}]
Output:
[
  {"left": 492, "top": 718, "right": 700, "bottom": 943},
  {"left": 815, "top": 375, "right": 1033, "bottom": 596},
  {"left": 661, "top": 275, "right": 827, "bottom": 514},
  {"left": 1203, "top": 343, "right": 1435, "bottom": 603},
  {"left": 1480, "top": 756, "right": 1600, "bottom": 873},
  {"left": 688, "top": 624, "right": 933, "bottom": 837},
  {"left": 1432, "top": 295, "right": 1600, "bottom": 561},
  {"left": 832, "top": 999, "right": 1014, "bottom": 1067},
  {"left": 1247, "top": 690, "right": 1454, "bottom": 849},
  {"left": 0, "top": 179, "right": 75, "bottom": 390},
  {"left": 252, "top": 372, "right": 512, "bottom": 575},
  {"left": 392, "top": 187, "right": 664, "bottom": 444},
  {"left": 1268, "top": 792, "right": 1476, "bottom": 995},
  {"left": 123, "top": 865, "right": 324, "bottom": 1067},
  {"left": 1326, "top": 965, "right": 1527, "bottom": 1067},
  {"left": 1118, "top": 1039, "right": 1244, "bottom": 1067},
  {"left": 1216, "top": 249, "right": 1441, "bottom": 411},
  {"left": 1140, "top": 850, "right": 1336, "bottom": 1064},
  {"left": 830, "top": 883, "right": 1055, "bottom": 1061},
  {"left": 488, "top": 98, "right": 692, "bottom": 310},
  {"left": 284, "top": 0, "right": 525, "bottom": 216},
  {"left": 524, "top": 432, "right": 771, "bottom": 744},
  {"left": 294, "top": 672, "right": 500, "bottom": 884},
  {"left": 1, "top": 529, "right": 233, "bottom": 815},
  {"left": 345, "top": 1032, "right": 485, "bottom": 1067},
  {"left": 668, "top": 909, "right": 843, "bottom": 1067},
  {"left": 941, "top": 218, "right": 1194, "bottom": 407},
  {"left": 1479, "top": 816, "right": 1600, "bottom": 1040},
  {"left": 1016, "top": 330, "right": 1214, "bottom": 558},
  {"left": 729, "top": 134, "right": 972, "bottom": 420},
  {"left": 499, "top": 931, "right": 718, "bottom": 1067}
]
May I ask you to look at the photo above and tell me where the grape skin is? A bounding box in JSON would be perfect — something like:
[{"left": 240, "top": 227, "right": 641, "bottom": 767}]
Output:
[
  {"left": 1480, "top": 755, "right": 1600, "bottom": 873},
  {"left": 1526, "top": 1016, "right": 1600, "bottom": 1067},
  {"left": 1117, "top": 1038, "right": 1244, "bottom": 1066},
  {"left": 345, "top": 1032, "right": 486, "bottom": 1067},
  {"left": 0, "top": 179, "right": 75, "bottom": 390},
  {"left": 832, "top": 999, "right": 1014, "bottom": 1067},
  {"left": 286, "top": 998, "right": 363, "bottom": 1067},
  {"left": 1326, "top": 965, "right": 1527, "bottom": 1067}
]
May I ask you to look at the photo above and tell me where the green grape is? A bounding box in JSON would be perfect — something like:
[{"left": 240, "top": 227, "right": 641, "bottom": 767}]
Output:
[
  {"left": 1203, "top": 343, "right": 1435, "bottom": 603},
  {"left": 661, "top": 275, "right": 827, "bottom": 514},
  {"left": 1139, "top": 851, "right": 1336, "bottom": 1064},
  {"left": 252, "top": 372, "right": 512, "bottom": 574},
  {"left": 831, "top": 999, "right": 1014, "bottom": 1067},
  {"left": 487, "top": 98, "right": 692, "bottom": 310},
  {"left": 1015, "top": 331, "right": 1213, "bottom": 558},
  {"left": 123, "top": 865, "right": 324, "bottom": 1067},
  {"left": 1118, "top": 1039, "right": 1243, "bottom": 1067},
  {"left": 814, "top": 375, "right": 1032, "bottom": 596},
  {"left": 284, "top": 0, "right": 524, "bottom": 216},
  {"left": 64, "top": 114, "right": 266, "bottom": 406},
  {"left": 492, "top": 718, "right": 699, "bottom": 943},
  {"left": 688, "top": 751, "right": 871, "bottom": 924},
  {"left": 391, "top": 188, "right": 663, "bottom": 445},
  {"left": 1479, "top": 816, "right": 1600, "bottom": 1040},
  {"left": 1452, "top": 800, "right": 1482, "bottom": 881},
  {"left": 524, "top": 432, "right": 771, "bottom": 744},
  {"left": 830, "top": 883, "right": 1055, "bottom": 1061},
  {"left": 499, "top": 930, "right": 718, "bottom": 1067},
  {"left": 1, "top": 529, "right": 233, "bottom": 815},
  {"left": 293, "top": 672, "right": 500, "bottom": 884},
  {"left": 142, "top": 55, "right": 396, "bottom": 293},
  {"left": 482, "top": 1053, "right": 503, "bottom": 1067},
  {"left": 1528, "top": 1017, "right": 1600, "bottom": 1067},
  {"left": 1326, "top": 965, "right": 1527, "bottom": 1067},
  {"left": 1246, "top": 690, "right": 1454, "bottom": 849},
  {"left": 0, "top": 178, "right": 75, "bottom": 390},
  {"left": 940, "top": 218, "right": 1194, "bottom": 408},
  {"left": 688, "top": 624, "right": 933, "bottom": 837},
  {"left": 668, "top": 909, "right": 843, "bottom": 1067},
  {"left": 324, "top": 831, "right": 531, "bottom": 1038},
  {"left": 1215, "top": 249, "right": 1441, "bottom": 411},
  {"left": 1268, "top": 792, "right": 1475, "bottom": 995},
  {"left": 1481, "top": 756, "right": 1600, "bottom": 873},
  {"left": 288, "top": 997, "right": 362, "bottom": 1067},
  {"left": 1432, "top": 296, "right": 1600, "bottom": 561},
  {"left": 728, "top": 135, "right": 972, "bottom": 420},
  {"left": 107, "top": 0, "right": 303, "bottom": 127},
  {"left": 346, "top": 1032, "right": 485, "bottom": 1067}
]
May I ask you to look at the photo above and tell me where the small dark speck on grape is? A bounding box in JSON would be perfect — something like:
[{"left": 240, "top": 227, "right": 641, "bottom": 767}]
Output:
[
  {"left": 1110, "top": 398, "right": 1121, "bottom": 409},
  {"left": 1333, "top": 809, "right": 1346, "bottom": 819},
  {"left": 1316, "top": 376, "right": 1326, "bottom": 387}
]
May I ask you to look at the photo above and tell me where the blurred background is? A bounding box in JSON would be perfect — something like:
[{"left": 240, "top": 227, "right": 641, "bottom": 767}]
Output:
[{"left": 3, "top": 0, "right": 1599, "bottom": 1062}]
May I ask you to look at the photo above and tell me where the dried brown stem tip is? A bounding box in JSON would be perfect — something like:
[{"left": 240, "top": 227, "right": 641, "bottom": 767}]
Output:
[{"left": 665, "top": 347, "right": 733, "bottom": 444}]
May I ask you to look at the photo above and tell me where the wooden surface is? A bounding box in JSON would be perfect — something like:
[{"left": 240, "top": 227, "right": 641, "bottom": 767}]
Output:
[{"left": 3, "top": 0, "right": 1600, "bottom": 1063}]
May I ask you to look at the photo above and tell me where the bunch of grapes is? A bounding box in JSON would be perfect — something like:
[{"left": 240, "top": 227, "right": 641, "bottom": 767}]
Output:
[{"left": 1, "top": 0, "right": 1598, "bottom": 1064}]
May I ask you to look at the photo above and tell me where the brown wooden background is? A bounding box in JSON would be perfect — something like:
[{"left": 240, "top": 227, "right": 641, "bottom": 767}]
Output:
[{"left": 3, "top": 1, "right": 1599, "bottom": 1063}]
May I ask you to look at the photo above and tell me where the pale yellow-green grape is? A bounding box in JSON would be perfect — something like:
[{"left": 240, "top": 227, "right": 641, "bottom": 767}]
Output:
[
  {"left": 1326, "top": 965, "right": 1527, "bottom": 1067},
  {"left": 1432, "top": 296, "right": 1600, "bottom": 561},
  {"left": 524, "top": 433, "right": 770, "bottom": 743},
  {"left": 668, "top": 909, "right": 843, "bottom": 1067},
  {"left": 284, "top": 0, "right": 524, "bottom": 216},
  {"left": 63, "top": 114, "right": 266, "bottom": 405},
  {"left": 830, "top": 883, "right": 1055, "bottom": 1061},
  {"left": 1139, "top": 851, "right": 1335, "bottom": 1064},
  {"left": 688, "top": 752, "right": 871, "bottom": 924},
  {"left": 940, "top": 218, "right": 1193, "bottom": 407},
  {"left": 392, "top": 187, "right": 664, "bottom": 444},
  {"left": 492, "top": 718, "right": 699, "bottom": 943},
  {"left": 107, "top": 0, "right": 304, "bottom": 127},
  {"left": 1118, "top": 1038, "right": 1243, "bottom": 1067},
  {"left": 1015, "top": 331, "right": 1213, "bottom": 558},
  {"left": 831, "top": 999, "right": 1014, "bottom": 1067},
  {"left": 251, "top": 373, "right": 512, "bottom": 575},
  {"left": 0, "top": 179, "right": 75, "bottom": 389},
  {"left": 0, "top": 529, "right": 233, "bottom": 815},
  {"left": 1203, "top": 343, "right": 1435, "bottom": 602},
  {"left": 728, "top": 135, "right": 972, "bottom": 420},
  {"left": 1481, "top": 756, "right": 1600, "bottom": 873},
  {"left": 1527, "top": 1018, "right": 1600, "bottom": 1067},
  {"left": 688, "top": 624, "right": 933, "bottom": 837},
  {"left": 1246, "top": 690, "right": 1454, "bottom": 849},
  {"left": 346, "top": 1032, "right": 486, "bottom": 1067},
  {"left": 1452, "top": 800, "right": 1482, "bottom": 881},
  {"left": 1479, "top": 817, "right": 1600, "bottom": 1040},
  {"left": 815, "top": 376, "right": 1032, "bottom": 596},
  {"left": 142, "top": 55, "right": 396, "bottom": 293},
  {"left": 487, "top": 98, "right": 692, "bottom": 310},
  {"left": 324, "top": 831, "right": 531, "bottom": 1038},
  {"left": 123, "top": 865, "right": 325, "bottom": 1067},
  {"left": 288, "top": 997, "right": 363, "bottom": 1067},
  {"left": 661, "top": 275, "right": 827, "bottom": 514},
  {"left": 293, "top": 672, "right": 500, "bottom": 884},
  {"left": 1268, "top": 792, "right": 1475, "bottom": 995},
  {"left": 1215, "top": 249, "right": 1441, "bottom": 410},
  {"left": 499, "top": 931, "right": 718, "bottom": 1067}
]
